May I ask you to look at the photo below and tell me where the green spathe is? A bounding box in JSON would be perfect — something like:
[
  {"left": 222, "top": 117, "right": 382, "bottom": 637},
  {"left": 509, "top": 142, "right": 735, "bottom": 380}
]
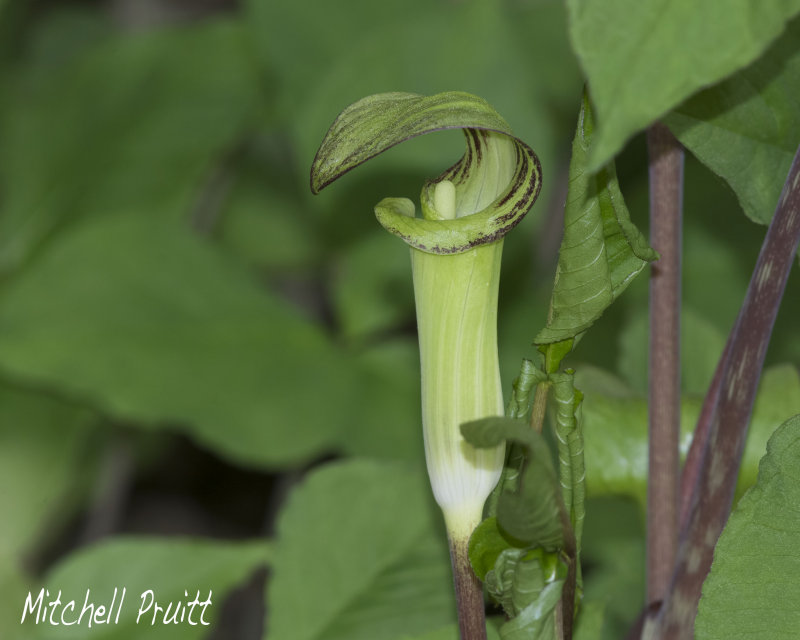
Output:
[
  {"left": 310, "top": 91, "right": 542, "bottom": 543},
  {"left": 378, "top": 173, "right": 511, "bottom": 538}
]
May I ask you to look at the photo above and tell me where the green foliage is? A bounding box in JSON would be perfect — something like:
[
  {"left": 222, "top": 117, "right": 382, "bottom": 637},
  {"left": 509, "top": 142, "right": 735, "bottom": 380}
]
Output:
[
  {"left": 0, "top": 564, "right": 29, "bottom": 640},
  {"left": 696, "top": 414, "right": 800, "bottom": 639},
  {"left": 341, "top": 340, "right": 423, "bottom": 461},
  {"left": 572, "top": 601, "right": 605, "bottom": 640},
  {"left": 398, "top": 623, "right": 502, "bottom": 640},
  {"left": 666, "top": 17, "right": 800, "bottom": 224},
  {"left": 567, "top": 0, "right": 800, "bottom": 169},
  {"left": 468, "top": 528, "right": 566, "bottom": 639},
  {"left": 0, "top": 382, "right": 97, "bottom": 563},
  {"left": 216, "top": 154, "right": 321, "bottom": 271},
  {"left": 506, "top": 359, "right": 547, "bottom": 420},
  {"left": 331, "top": 232, "right": 414, "bottom": 340},
  {"left": 267, "top": 460, "right": 454, "bottom": 640},
  {"left": 462, "top": 418, "right": 566, "bottom": 550},
  {"left": 0, "top": 17, "right": 263, "bottom": 271},
  {"left": 495, "top": 579, "right": 563, "bottom": 640},
  {"left": 469, "top": 517, "right": 513, "bottom": 582},
  {"left": 486, "top": 548, "right": 564, "bottom": 619},
  {"left": 2, "top": 2, "right": 800, "bottom": 639},
  {"left": 535, "top": 94, "right": 656, "bottom": 345},
  {"left": 0, "top": 381, "right": 100, "bottom": 636},
  {"left": 579, "top": 365, "right": 800, "bottom": 504},
  {"left": 468, "top": 515, "right": 568, "bottom": 639},
  {"left": 551, "top": 372, "right": 586, "bottom": 549},
  {"left": 0, "top": 213, "right": 357, "bottom": 467},
  {"left": 579, "top": 498, "right": 644, "bottom": 640},
  {"left": 463, "top": 418, "right": 570, "bottom": 639},
  {"left": 31, "top": 537, "right": 270, "bottom": 639}
]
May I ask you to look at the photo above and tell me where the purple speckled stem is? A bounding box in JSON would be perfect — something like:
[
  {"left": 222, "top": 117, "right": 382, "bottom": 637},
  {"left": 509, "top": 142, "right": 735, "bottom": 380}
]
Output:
[
  {"left": 449, "top": 536, "right": 487, "bottom": 640},
  {"left": 646, "top": 123, "right": 684, "bottom": 604},
  {"left": 678, "top": 336, "right": 731, "bottom": 532}
]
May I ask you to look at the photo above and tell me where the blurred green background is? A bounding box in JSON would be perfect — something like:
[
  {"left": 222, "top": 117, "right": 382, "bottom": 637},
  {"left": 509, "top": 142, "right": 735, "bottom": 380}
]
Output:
[{"left": 1, "top": 1, "right": 798, "bottom": 639}]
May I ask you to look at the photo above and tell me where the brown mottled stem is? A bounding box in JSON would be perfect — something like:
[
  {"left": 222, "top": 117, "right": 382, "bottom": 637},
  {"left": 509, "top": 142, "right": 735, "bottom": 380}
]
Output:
[
  {"left": 449, "top": 535, "right": 487, "bottom": 640},
  {"left": 530, "top": 382, "right": 551, "bottom": 434},
  {"left": 625, "top": 336, "right": 731, "bottom": 638},
  {"left": 656, "top": 143, "right": 800, "bottom": 639},
  {"left": 678, "top": 336, "right": 731, "bottom": 532},
  {"left": 554, "top": 503, "right": 579, "bottom": 640},
  {"left": 646, "top": 123, "right": 684, "bottom": 605}
]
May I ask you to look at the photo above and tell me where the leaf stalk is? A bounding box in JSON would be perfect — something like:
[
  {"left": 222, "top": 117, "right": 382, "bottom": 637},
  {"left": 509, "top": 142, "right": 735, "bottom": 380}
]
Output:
[
  {"left": 646, "top": 122, "right": 684, "bottom": 604},
  {"left": 529, "top": 381, "right": 551, "bottom": 434}
]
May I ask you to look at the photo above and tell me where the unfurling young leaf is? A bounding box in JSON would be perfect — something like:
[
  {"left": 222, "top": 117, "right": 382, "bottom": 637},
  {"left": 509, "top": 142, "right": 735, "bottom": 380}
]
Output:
[
  {"left": 462, "top": 417, "right": 567, "bottom": 551},
  {"left": 535, "top": 92, "right": 657, "bottom": 347}
]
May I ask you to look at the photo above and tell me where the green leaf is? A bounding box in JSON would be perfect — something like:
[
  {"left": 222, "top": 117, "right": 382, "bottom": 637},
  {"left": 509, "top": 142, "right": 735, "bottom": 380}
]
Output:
[
  {"left": 398, "top": 627, "right": 460, "bottom": 640},
  {"left": 311, "top": 91, "right": 541, "bottom": 254},
  {"left": 0, "top": 376, "right": 100, "bottom": 638},
  {"left": 695, "top": 414, "right": 800, "bottom": 640},
  {"left": 342, "top": 339, "right": 424, "bottom": 462},
  {"left": 0, "top": 18, "right": 263, "bottom": 271},
  {"left": 470, "top": 515, "right": 565, "bottom": 635},
  {"left": 461, "top": 418, "right": 566, "bottom": 550},
  {"left": 573, "top": 601, "right": 606, "bottom": 640},
  {"left": 739, "top": 365, "right": 800, "bottom": 491},
  {"left": 485, "top": 548, "right": 564, "bottom": 621},
  {"left": 535, "top": 94, "right": 657, "bottom": 345},
  {"left": 682, "top": 216, "right": 754, "bottom": 331},
  {"left": 398, "top": 623, "right": 502, "bottom": 640},
  {"left": 566, "top": 0, "right": 800, "bottom": 169},
  {"left": 331, "top": 231, "right": 415, "bottom": 340},
  {"left": 28, "top": 537, "right": 269, "bottom": 639},
  {"left": 497, "top": 581, "right": 563, "bottom": 640},
  {"left": 0, "top": 213, "right": 358, "bottom": 468},
  {"left": 579, "top": 497, "right": 644, "bottom": 640},
  {"left": 0, "top": 564, "right": 32, "bottom": 640},
  {"left": 217, "top": 161, "right": 320, "bottom": 270},
  {"left": 579, "top": 365, "right": 800, "bottom": 503},
  {"left": 469, "top": 517, "right": 512, "bottom": 582},
  {"left": 665, "top": 17, "right": 800, "bottom": 224},
  {"left": 0, "top": 381, "right": 97, "bottom": 564},
  {"left": 17, "top": 5, "right": 110, "bottom": 68},
  {"left": 268, "top": 460, "right": 455, "bottom": 640}
]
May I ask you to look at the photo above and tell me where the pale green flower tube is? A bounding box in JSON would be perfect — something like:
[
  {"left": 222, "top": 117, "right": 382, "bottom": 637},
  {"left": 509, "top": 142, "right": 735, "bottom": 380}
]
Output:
[
  {"left": 310, "top": 91, "right": 541, "bottom": 543},
  {"left": 383, "top": 158, "right": 514, "bottom": 541},
  {"left": 412, "top": 232, "right": 506, "bottom": 540}
]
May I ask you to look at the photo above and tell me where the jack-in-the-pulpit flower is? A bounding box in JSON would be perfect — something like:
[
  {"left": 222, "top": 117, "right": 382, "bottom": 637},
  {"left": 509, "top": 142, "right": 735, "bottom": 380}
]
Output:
[{"left": 311, "top": 91, "right": 541, "bottom": 637}]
